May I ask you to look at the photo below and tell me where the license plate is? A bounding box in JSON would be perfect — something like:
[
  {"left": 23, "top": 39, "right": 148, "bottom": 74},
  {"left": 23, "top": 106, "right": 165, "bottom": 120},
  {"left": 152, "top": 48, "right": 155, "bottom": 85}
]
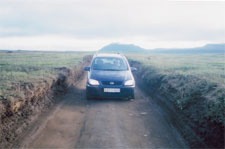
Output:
[{"left": 104, "top": 88, "right": 120, "bottom": 93}]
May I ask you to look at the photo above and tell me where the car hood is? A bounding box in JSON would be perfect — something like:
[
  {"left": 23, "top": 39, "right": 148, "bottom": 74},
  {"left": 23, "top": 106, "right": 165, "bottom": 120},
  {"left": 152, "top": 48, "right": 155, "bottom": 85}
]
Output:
[{"left": 90, "top": 70, "right": 132, "bottom": 81}]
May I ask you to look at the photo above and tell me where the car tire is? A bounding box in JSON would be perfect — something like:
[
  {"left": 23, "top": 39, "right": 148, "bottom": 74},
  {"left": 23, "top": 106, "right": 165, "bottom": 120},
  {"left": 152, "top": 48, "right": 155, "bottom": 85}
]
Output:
[
  {"left": 86, "top": 91, "right": 91, "bottom": 100},
  {"left": 130, "top": 93, "right": 135, "bottom": 100}
]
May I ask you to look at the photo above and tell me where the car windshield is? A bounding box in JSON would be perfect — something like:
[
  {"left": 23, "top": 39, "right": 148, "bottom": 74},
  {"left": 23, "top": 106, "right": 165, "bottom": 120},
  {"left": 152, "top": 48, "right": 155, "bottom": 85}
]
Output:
[{"left": 92, "top": 57, "right": 128, "bottom": 71}]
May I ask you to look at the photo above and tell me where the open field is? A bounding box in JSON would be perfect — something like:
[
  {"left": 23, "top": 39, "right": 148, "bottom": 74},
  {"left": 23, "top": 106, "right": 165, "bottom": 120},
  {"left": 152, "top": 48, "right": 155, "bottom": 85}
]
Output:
[
  {"left": 0, "top": 52, "right": 89, "bottom": 98},
  {"left": 127, "top": 54, "right": 225, "bottom": 87},
  {"left": 127, "top": 53, "right": 225, "bottom": 147}
]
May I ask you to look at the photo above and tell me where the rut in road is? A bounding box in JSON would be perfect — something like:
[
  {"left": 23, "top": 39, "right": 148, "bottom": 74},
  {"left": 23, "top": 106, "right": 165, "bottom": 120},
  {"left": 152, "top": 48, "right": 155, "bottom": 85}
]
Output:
[{"left": 18, "top": 73, "right": 188, "bottom": 148}]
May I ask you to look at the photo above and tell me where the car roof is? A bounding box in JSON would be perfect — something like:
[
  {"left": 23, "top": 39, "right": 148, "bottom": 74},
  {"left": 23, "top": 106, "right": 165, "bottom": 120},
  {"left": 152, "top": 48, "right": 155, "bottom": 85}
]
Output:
[{"left": 94, "top": 53, "right": 125, "bottom": 58}]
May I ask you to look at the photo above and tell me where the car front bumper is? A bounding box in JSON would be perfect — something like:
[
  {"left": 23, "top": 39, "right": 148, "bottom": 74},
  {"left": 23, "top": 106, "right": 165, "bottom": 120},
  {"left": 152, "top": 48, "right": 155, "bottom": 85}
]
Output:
[{"left": 86, "top": 84, "right": 135, "bottom": 99}]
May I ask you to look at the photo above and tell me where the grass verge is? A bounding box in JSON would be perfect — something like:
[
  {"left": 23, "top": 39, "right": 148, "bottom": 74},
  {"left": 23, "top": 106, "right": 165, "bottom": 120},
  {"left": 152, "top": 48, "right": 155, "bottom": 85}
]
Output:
[
  {"left": 128, "top": 54, "right": 225, "bottom": 148},
  {"left": 0, "top": 51, "right": 92, "bottom": 148}
]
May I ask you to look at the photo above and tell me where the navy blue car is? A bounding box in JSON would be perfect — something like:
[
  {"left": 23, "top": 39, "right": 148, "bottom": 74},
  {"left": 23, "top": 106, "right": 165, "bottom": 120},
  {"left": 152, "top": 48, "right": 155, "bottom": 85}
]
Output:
[{"left": 83, "top": 53, "right": 137, "bottom": 100}]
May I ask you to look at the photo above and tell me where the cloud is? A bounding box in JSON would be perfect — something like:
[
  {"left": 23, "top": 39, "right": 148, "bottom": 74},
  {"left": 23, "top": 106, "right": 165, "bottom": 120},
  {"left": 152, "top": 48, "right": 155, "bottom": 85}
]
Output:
[{"left": 0, "top": 0, "right": 224, "bottom": 50}]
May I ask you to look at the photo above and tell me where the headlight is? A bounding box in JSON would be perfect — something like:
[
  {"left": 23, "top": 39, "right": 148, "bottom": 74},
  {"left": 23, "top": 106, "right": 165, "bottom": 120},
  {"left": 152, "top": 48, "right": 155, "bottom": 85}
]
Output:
[
  {"left": 88, "top": 79, "right": 100, "bottom": 85},
  {"left": 124, "top": 80, "right": 134, "bottom": 86}
]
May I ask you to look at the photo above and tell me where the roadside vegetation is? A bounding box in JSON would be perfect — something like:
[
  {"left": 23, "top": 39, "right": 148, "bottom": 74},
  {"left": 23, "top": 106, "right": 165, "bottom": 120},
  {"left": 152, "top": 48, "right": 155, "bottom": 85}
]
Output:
[
  {"left": 0, "top": 52, "right": 85, "bottom": 97},
  {"left": 129, "top": 54, "right": 224, "bottom": 86},
  {"left": 128, "top": 53, "right": 225, "bottom": 148},
  {"left": 0, "top": 51, "right": 92, "bottom": 114},
  {"left": 0, "top": 51, "right": 91, "bottom": 147}
]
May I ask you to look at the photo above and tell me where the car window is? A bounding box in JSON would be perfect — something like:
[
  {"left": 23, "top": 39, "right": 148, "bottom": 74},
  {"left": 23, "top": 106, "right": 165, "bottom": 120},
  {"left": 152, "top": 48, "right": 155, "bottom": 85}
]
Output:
[{"left": 92, "top": 57, "right": 128, "bottom": 71}]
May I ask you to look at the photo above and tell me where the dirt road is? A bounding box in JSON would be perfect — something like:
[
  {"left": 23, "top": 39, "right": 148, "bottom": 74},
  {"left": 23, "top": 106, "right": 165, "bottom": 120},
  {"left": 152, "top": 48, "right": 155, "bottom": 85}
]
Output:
[{"left": 16, "top": 73, "right": 188, "bottom": 148}]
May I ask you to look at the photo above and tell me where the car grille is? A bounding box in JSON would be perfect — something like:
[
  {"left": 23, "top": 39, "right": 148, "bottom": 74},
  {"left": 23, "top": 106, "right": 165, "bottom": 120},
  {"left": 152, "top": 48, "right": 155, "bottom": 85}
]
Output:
[{"left": 101, "top": 81, "right": 123, "bottom": 85}]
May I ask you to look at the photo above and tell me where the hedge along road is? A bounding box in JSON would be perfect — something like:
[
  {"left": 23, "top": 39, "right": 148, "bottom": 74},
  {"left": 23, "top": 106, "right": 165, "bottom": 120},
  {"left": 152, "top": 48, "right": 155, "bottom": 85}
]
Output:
[{"left": 16, "top": 72, "right": 188, "bottom": 149}]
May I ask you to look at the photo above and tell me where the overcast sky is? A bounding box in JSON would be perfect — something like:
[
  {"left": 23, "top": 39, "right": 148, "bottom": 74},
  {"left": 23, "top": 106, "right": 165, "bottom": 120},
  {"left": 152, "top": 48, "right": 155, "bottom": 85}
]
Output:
[{"left": 0, "top": 0, "right": 225, "bottom": 51}]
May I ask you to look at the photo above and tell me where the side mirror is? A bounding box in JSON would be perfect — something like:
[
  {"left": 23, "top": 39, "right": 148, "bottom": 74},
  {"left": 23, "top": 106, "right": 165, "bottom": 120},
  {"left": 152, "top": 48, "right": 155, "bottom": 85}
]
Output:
[
  {"left": 83, "top": 66, "right": 90, "bottom": 71},
  {"left": 131, "top": 67, "right": 137, "bottom": 72}
]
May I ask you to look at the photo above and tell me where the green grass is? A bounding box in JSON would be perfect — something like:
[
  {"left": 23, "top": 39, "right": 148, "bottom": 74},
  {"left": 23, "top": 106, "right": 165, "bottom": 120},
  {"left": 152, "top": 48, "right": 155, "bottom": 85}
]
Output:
[
  {"left": 127, "top": 54, "right": 225, "bottom": 87},
  {"left": 127, "top": 53, "right": 225, "bottom": 147},
  {"left": 127, "top": 54, "right": 225, "bottom": 148},
  {"left": 0, "top": 52, "right": 87, "bottom": 97}
]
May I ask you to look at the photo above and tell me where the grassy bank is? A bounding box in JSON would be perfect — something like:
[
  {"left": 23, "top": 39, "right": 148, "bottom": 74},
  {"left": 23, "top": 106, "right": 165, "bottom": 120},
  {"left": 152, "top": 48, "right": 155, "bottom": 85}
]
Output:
[
  {"left": 0, "top": 52, "right": 93, "bottom": 99},
  {"left": 0, "top": 51, "right": 91, "bottom": 147},
  {"left": 128, "top": 54, "right": 225, "bottom": 148},
  {"left": 128, "top": 54, "right": 224, "bottom": 86},
  {"left": 0, "top": 51, "right": 92, "bottom": 117}
]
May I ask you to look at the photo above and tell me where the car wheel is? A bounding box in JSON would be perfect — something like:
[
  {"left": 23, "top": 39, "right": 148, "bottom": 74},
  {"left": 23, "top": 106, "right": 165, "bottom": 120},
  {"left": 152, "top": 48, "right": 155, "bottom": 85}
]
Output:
[
  {"left": 86, "top": 91, "right": 91, "bottom": 100},
  {"left": 131, "top": 93, "right": 135, "bottom": 99}
]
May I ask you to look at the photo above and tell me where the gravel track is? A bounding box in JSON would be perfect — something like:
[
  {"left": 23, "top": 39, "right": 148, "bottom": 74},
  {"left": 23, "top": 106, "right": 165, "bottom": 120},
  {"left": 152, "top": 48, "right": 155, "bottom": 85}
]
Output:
[{"left": 17, "top": 73, "right": 188, "bottom": 149}]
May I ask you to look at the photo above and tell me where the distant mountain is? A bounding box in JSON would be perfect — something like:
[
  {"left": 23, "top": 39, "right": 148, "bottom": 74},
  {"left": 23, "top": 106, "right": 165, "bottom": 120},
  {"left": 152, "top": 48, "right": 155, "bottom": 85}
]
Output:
[
  {"left": 98, "top": 43, "right": 225, "bottom": 54},
  {"left": 197, "top": 43, "right": 225, "bottom": 53},
  {"left": 99, "top": 43, "right": 147, "bottom": 53},
  {"left": 1, "top": 43, "right": 224, "bottom": 54},
  {"left": 152, "top": 43, "right": 225, "bottom": 54}
]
